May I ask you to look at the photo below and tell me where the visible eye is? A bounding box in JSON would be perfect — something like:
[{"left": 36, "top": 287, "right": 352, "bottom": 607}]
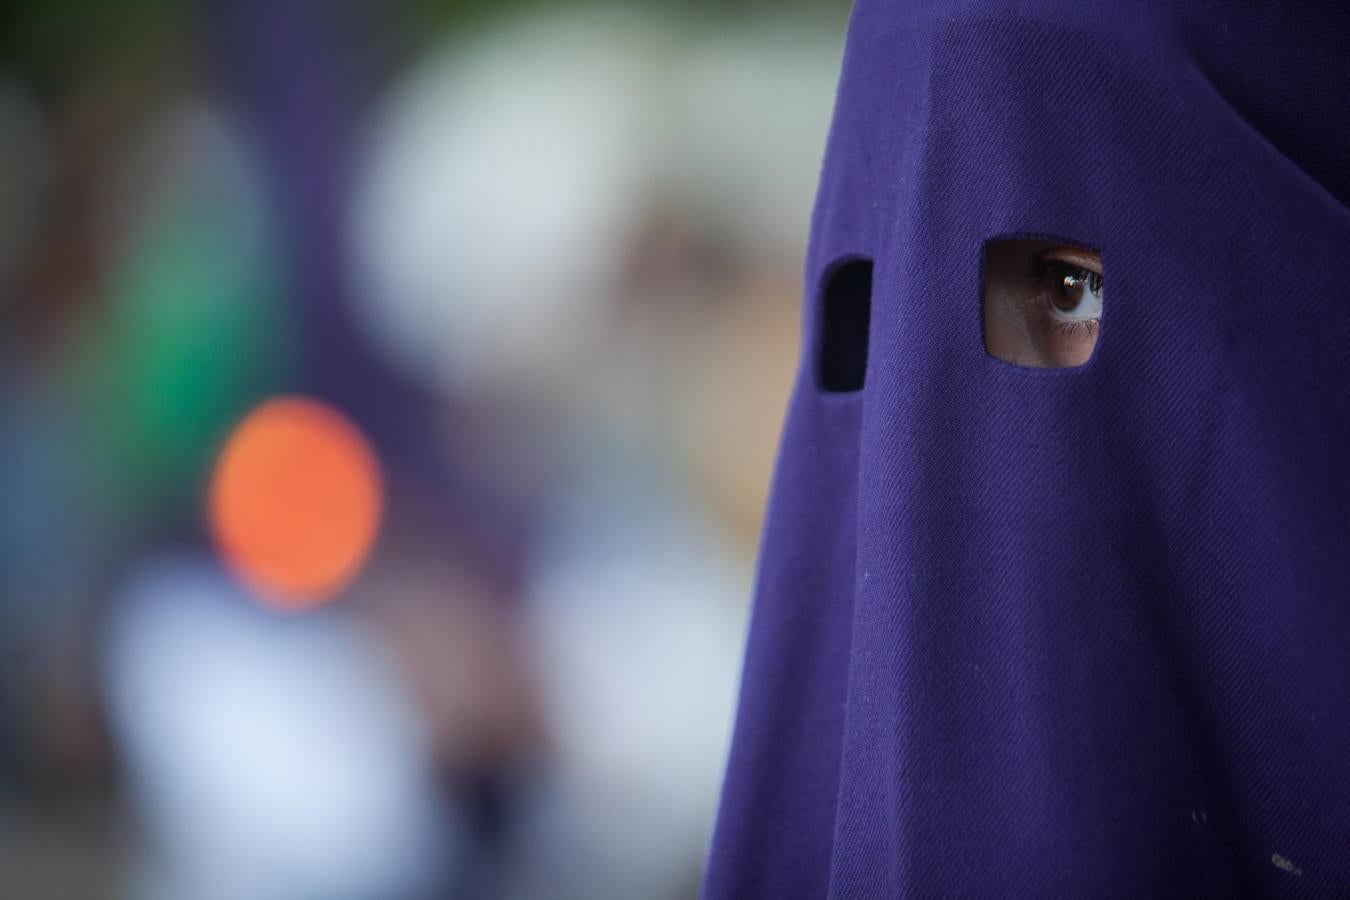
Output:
[
  {"left": 983, "top": 239, "right": 1104, "bottom": 368},
  {"left": 1029, "top": 255, "right": 1104, "bottom": 328}
]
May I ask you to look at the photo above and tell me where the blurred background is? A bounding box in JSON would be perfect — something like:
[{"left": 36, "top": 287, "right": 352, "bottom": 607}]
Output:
[{"left": 0, "top": 1, "right": 847, "bottom": 896}]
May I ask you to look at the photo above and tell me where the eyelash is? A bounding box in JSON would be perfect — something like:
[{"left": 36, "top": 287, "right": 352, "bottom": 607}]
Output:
[
  {"left": 1023, "top": 255, "right": 1102, "bottom": 336},
  {"left": 1048, "top": 318, "right": 1099, "bottom": 337}
]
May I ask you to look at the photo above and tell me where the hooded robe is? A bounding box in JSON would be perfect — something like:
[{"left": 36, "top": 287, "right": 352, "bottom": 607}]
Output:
[{"left": 705, "top": 2, "right": 1350, "bottom": 896}]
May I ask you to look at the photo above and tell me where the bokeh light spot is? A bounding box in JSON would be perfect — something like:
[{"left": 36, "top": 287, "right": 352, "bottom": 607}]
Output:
[{"left": 209, "top": 397, "right": 382, "bottom": 609}]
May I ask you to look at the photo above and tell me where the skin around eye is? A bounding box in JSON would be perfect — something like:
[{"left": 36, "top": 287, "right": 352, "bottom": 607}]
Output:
[{"left": 983, "top": 239, "right": 1103, "bottom": 368}]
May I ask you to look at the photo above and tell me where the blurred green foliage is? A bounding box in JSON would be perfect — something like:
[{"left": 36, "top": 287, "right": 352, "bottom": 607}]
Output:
[{"left": 67, "top": 195, "right": 286, "bottom": 510}]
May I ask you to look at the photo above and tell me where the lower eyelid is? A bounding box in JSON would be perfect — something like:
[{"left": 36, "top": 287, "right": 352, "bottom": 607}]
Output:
[{"left": 1049, "top": 318, "right": 1099, "bottom": 335}]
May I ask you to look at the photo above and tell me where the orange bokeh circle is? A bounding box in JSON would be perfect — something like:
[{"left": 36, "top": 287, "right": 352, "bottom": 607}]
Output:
[{"left": 208, "top": 396, "right": 383, "bottom": 609}]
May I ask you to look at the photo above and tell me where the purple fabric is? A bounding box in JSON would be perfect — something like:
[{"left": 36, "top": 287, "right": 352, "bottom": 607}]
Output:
[{"left": 706, "top": 2, "right": 1350, "bottom": 896}]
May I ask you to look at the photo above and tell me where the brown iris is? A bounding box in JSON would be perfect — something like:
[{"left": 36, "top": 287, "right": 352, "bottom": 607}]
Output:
[{"left": 1049, "top": 263, "right": 1103, "bottom": 314}]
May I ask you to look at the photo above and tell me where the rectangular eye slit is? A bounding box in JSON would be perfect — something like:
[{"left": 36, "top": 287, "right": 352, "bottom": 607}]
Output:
[
  {"left": 817, "top": 258, "right": 872, "bottom": 393},
  {"left": 982, "top": 237, "right": 1104, "bottom": 369}
]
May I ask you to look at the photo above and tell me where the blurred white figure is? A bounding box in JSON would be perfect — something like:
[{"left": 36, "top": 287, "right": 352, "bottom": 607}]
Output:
[
  {"left": 103, "top": 556, "right": 455, "bottom": 900},
  {"left": 514, "top": 456, "right": 748, "bottom": 899},
  {"left": 350, "top": 10, "right": 658, "bottom": 396},
  {"left": 347, "top": 7, "right": 846, "bottom": 897},
  {"left": 350, "top": 8, "right": 842, "bottom": 399}
]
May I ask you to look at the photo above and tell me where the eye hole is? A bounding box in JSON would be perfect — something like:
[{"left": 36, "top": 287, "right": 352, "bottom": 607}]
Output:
[
  {"left": 983, "top": 239, "right": 1104, "bottom": 368},
  {"left": 818, "top": 258, "right": 872, "bottom": 393}
]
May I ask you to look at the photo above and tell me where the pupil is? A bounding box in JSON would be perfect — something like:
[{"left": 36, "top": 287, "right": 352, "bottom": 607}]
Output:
[{"left": 1054, "top": 271, "right": 1084, "bottom": 311}]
